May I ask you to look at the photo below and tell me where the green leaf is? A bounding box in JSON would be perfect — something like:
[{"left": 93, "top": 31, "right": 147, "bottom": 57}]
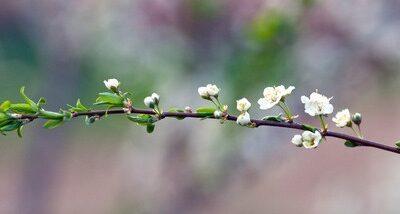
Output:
[
  {"left": 20, "top": 86, "right": 38, "bottom": 112},
  {"left": 146, "top": 124, "right": 155, "bottom": 133},
  {"left": 9, "top": 104, "right": 36, "bottom": 114},
  {"left": 39, "top": 110, "right": 64, "bottom": 120},
  {"left": 196, "top": 107, "right": 216, "bottom": 117},
  {"left": 68, "top": 99, "right": 89, "bottom": 112},
  {"left": 344, "top": 140, "right": 358, "bottom": 148},
  {"left": 17, "top": 126, "right": 23, "bottom": 138},
  {"left": 85, "top": 116, "right": 97, "bottom": 125},
  {"left": 196, "top": 107, "right": 216, "bottom": 113},
  {"left": 43, "top": 119, "right": 64, "bottom": 129},
  {"left": 262, "top": 113, "right": 283, "bottom": 122},
  {"left": 302, "top": 124, "right": 318, "bottom": 132},
  {"left": 395, "top": 141, "right": 400, "bottom": 148},
  {"left": 0, "top": 120, "right": 22, "bottom": 132},
  {"left": 127, "top": 114, "right": 157, "bottom": 126},
  {"left": 168, "top": 108, "right": 185, "bottom": 120},
  {"left": 0, "top": 101, "right": 11, "bottom": 112},
  {"left": 94, "top": 92, "right": 124, "bottom": 107},
  {"left": 0, "top": 113, "right": 10, "bottom": 122},
  {"left": 37, "top": 97, "right": 46, "bottom": 109}
]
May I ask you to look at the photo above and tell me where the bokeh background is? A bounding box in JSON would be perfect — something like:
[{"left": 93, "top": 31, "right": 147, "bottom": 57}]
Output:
[{"left": 1, "top": 0, "right": 400, "bottom": 213}]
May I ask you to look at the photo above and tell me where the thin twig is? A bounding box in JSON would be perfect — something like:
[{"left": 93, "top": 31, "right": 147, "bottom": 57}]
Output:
[{"left": 20, "top": 108, "right": 400, "bottom": 155}]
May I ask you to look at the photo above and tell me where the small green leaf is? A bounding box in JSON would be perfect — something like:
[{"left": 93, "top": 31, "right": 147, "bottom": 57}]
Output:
[
  {"left": 68, "top": 99, "right": 89, "bottom": 112},
  {"left": 20, "top": 86, "right": 38, "bottom": 112},
  {"left": 85, "top": 116, "right": 97, "bottom": 125},
  {"left": 9, "top": 104, "right": 36, "bottom": 114},
  {"left": 94, "top": 92, "right": 124, "bottom": 107},
  {"left": 146, "top": 124, "right": 155, "bottom": 133},
  {"left": 0, "top": 101, "right": 11, "bottom": 112},
  {"left": 344, "top": 140, "right": 358, "bottom": 148},
  {"left": 196, "top": 107, "right": 216, "bottom": 117},
  {"left": 17, "top": 126, "right": 23, "bottom": 138},
  {"left": 168, "top": 108, "right": 185, "bottom": 120},
  {"left": 302, "top": 124, "right": 318, "bottom": 132},
  {"left": 127, "top": 114, "right": 157, "bottom": 126},
  {"left": 262, "top": 113, "right": 283, "bottom": 122},
  {"left": 0, "top": 113, "right": 10, "bottom": 122},
  {"left": 37, "top": 97, "right": 46, "bottom": 109},
  {"left": 43, "top": 119, "right": 64, "bottom": 129},
  {"left": 39, "top": 110, "right": 64, "bottom": 120},
  {"left": 196, "top": 107, "right": 216, "bottom": 113},
  {"left": 0, "top": 120, "right": 22, "bottom": 132},
  {"left": 395, "top": 141, "right": 400, "bottom": 148}
]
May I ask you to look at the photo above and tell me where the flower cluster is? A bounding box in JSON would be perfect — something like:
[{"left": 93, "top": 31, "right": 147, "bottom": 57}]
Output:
[
  {"left": 236, "top": 98, "right": 252, "bottom": 126},
  {"left": 291, "top": 131, "right": 322, "bottom": 149},
  {"left": 198, "top": 84, "right": 220, "bottom": 99}
]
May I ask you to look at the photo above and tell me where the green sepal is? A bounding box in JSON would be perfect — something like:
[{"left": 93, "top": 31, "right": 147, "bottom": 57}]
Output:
[
  {"left": 262, "top": 113, "right": 284, "bottom": 122},
  {"left": 146, "top": 124, "right": 155, "bottom": 133},
  {"left": 94, "top": 92, "right": 124, "bottom": 107},
  {"left": 43, "top": 119, "right": 64, "bottom": 129},
  {"left": 9, "top": 104, "right": 36, "bottom": 114},
  {"left": 344, "top": 140, "right": 358, "bottom": 148},
  {"left": 20, "top": 87, "right": 38, "bottom": 112},
  {"left": 0, "top": 101, "right": 11, "bottom": 112},
  {"left": 168, "top": 108, "right": 185, "bottom": 120},
  {"left": 302, "top": 124, "right": 318, "bottom": 132}
]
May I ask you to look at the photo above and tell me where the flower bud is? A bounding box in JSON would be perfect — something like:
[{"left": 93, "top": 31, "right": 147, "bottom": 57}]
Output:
[
  {"left": 184, "top": 106, "right": 192, "bottom": 113},
  {"left": 291, "top": 135, "right": 303, "bottom": 147},
  {"left": 352, "top": 113, "right": 362, "bottom": 125},
  {"left": 104, "top": 78, "right": 120, "bottom": 92},
  {"left": 214, "top": 110, "right": 223, "bottom": 118},
  {"left": 151, "top": 93, "right": 160, "bottom": 105},
  {"left": 236, "top": 112, "right": 251, "bottom": 126},
  {"left": 144, "top": 96, "right": 155, "bottom": 108}
]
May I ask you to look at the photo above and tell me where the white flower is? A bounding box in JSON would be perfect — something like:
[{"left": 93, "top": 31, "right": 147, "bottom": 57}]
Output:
[
  {"left": 214, "top": 110, "right": 223, "bottom": 118},
  {"left": 236, "top": 98, "right": 251, "bottom": 112},
  {"left": 332, "top": 109, "right": 351, "bottom": 128},
  {"left": 198, "top": 84, "right": 220, "bottom": 98},
  {"left": 301, "top": 131, "right": 322, "bottom": 149},
  {"left": 301, "top": 91, "right": 334, "bottom": 116},
  {"left": 258, "top": 85, "right": 295, "bottom": 110},
  {"left": 151, "top": 93, "right": 160, "bottom": 104},
  {"left": 291, "top": 135, "right": 303, "bottom": 147},
  {"left": 198, "top": 86, "right": 208, "bottom": 97},
  {"left": 206, "top": 84, "right": 220, "bottom": 96},
  {"left": 144, "top": 96, "right": 155, "bottom": 108},
  {"left": 236, "top": 112, "right": 251, "bottom": 126},
  {"left": 104, "top": 78, "right": 120, "bottom": 91}
]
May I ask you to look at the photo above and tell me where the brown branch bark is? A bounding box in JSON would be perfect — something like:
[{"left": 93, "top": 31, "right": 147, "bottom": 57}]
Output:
[{"left": 21, "top": 108, "right": 400, "bottom": 155}]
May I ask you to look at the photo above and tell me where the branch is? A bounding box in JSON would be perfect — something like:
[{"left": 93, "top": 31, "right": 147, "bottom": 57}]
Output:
[
  {"left": 2, "top": 81, "right": 399, "bottom": 156},
  {"left": 19, "top": 108, "right": 400, "bottom": 155}
]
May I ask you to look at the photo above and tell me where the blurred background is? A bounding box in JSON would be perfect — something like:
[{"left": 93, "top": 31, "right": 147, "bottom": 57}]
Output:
[{"left": 1, "top": 0, "right": 400, "bottom": 213}]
